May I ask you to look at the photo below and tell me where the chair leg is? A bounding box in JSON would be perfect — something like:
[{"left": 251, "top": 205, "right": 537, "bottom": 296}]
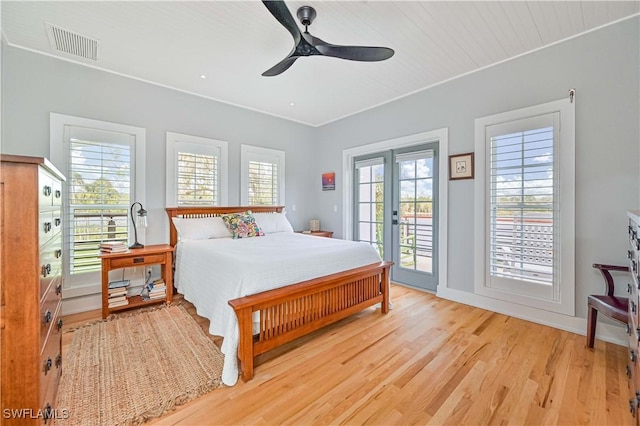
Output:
[{"left": 587, "top": 306, "right": 598, "bottom": 348}]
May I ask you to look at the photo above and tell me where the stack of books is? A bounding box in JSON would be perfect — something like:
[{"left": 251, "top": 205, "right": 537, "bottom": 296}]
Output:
[
  {"left": 100, "top": 241, "right": 128, "bottom": 253},
  {"left": 145, "top": 278, "right": 167, "bottom": 301},
  {"left": 108, "top": 279, "right": 130, "bottom": 308}
]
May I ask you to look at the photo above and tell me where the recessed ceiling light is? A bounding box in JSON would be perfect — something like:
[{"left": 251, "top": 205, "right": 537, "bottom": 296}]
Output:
[
  {"left": 200, "top": 74, "right": 207, "bottom": 79},
  {"left": 289, "top": 102, "right": 295, "bottom": 106}
]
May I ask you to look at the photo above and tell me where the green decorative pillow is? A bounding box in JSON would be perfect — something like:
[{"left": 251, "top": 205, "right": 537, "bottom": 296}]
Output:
[{"left": 222, "top": 211, "right": 265, "bottom": 239}]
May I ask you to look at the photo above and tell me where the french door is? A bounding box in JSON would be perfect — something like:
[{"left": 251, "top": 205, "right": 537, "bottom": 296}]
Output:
[{"left": 354, "top": 143, "right": 438, "bottom": 291}]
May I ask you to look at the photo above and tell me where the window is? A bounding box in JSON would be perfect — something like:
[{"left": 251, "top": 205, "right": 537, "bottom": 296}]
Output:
[
  {"left": 67, "top": 133, "right": 133, "bottom": 275},
  {"left": 50, "top": 113, "right": 145, "bottom": 295},
  {"left": 241, "top": 145, "right": 285, "bottom": 205},
  {"left": 166, "top": 132, "right": 228, "bottom": 206},
  {"left": 474, "top": 98, "right": 575, "bottom": 315}
]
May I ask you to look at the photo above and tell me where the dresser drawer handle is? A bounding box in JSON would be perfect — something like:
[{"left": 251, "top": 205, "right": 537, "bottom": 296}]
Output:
[
  {"left": 133, "top": 257, "right": 145, "bottom": 264},
  {"left": 54, "top": 217, "right": 61, "bottom": 227},
  {"left": 43, "top": 310, "right": 52, "bottom": 324},
  {"left": 55, "top": 354, "right": 62, "bottom": 369},
  {"left": 631, "top": 350, "right": 637, "bottom": 364},
  {"left": 634, "top": 260, "right": 638, "bottom": 273},
  {"left": 43, "top": 357, "right": 52, "bottom": 374},
  {"left": 54, "top": 189, "right": 61, "bottom": 199},
  {"left": 55, "top": 249, "right": 62, "bottom": 259},
  {"left": 43, "top": 403, "right": 53, "bottom": 423},
  {"left": 44, "top": 222, "right": 52, "bottom": 233},
  {"left": 56, "top": 283, "right": 62, "bottom": 296},
  {"left": 43, "top": 186, "right": 52, "bottom": 197},
  {"left": 626, "top": 364, "right": 632, "bottom": 378},
  {"left": 632, "top": 301, "right": 637, "bottom": 315},
  {"left": 41, "top": 263, "right": 51, "bottom": 277},
  {"left": 57, "top": 318, "right": 63, "bottom": 331}
]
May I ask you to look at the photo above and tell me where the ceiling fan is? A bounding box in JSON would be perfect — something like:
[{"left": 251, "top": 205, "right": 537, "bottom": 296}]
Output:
[{"left": 261, "top": 0, "right": 395, "bottom": 76}]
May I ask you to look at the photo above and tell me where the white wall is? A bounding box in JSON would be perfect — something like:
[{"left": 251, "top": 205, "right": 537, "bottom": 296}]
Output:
[{"left": 312, "top": 17, "right": 640, "bottom": 325}]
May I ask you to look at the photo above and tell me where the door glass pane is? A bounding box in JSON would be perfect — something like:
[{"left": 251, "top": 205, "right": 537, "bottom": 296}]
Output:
[
  {"left": 359, "top": 203, "right": 371, "bottom": 222},
  {"left": 416, "top": 158, "right": 432, "bottom": 178},
  {"left": 359, "top": 167, "right": 371, "bottom": 183},
  {"left": 398, "top": 157, "right": 433, "bottom": 273},
  {"left": 416, "top": 178, "right": 431, "bottom": 198},
  {"left": 355, "top": 162, "right": 384, "bottom": 258},
  {"left": 359, "top": 222, "right": 372, "bottom": 241},
  {"left": 372, "top": 165, "right": 384, "bottom": 182}
]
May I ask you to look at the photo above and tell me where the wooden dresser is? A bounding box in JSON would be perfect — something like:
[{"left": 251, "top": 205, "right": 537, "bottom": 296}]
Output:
[
  {"left": 628, "top": 210, "right": 640, "bottom": 424},
  {"left": 1, "top": 155, "right": 66, "bottom": 424}
]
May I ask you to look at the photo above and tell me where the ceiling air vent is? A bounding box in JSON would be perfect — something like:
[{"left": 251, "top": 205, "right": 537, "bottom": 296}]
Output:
[{"left": 46, "top": 23, "right": 100, "bottom": 61}]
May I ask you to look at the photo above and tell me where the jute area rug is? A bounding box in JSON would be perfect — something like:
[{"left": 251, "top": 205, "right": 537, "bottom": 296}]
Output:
[{"left": 55, "top": 304, "right": 224, "bottom": 426}]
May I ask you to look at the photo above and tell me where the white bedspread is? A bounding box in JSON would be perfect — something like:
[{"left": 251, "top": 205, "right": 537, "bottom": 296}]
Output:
[{"left": 173, "top": 232, "right": 382, "bottom": 385}]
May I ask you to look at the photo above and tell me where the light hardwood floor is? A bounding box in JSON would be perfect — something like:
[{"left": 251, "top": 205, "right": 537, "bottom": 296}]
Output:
[{"left": 62, "top": 285, "right": 633, "bottom": 425}]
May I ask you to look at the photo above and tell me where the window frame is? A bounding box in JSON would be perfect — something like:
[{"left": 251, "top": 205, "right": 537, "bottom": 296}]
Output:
[
  {"left": 473, "top": 98, "right": 575, "bottom": 315},
  {"left": 240, "top": 144, "right": 285, "bottom": 206},
  {"left": 50, "top": 113, "right": 146, "bottom": 298},
  {"left": 165, "top": 132, "right": 228, "bottom": 207}
]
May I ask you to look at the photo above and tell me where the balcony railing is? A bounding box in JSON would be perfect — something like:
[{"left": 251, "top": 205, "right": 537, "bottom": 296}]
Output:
[{"left": 70, "top": 211, "right": 128, "bottom": 274}]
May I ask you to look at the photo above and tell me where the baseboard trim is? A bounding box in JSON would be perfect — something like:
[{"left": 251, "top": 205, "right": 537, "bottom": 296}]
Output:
[
  {"left": 436, "top": 286, "right": 627, "bottom": 347},
  {"left": 62, "top": 293, "right": 102, "bottom": 316}
]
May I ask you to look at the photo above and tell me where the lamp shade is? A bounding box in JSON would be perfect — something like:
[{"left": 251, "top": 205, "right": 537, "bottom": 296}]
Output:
[{"left": 129, "top": 202, "right": 147, "bottom": 249}]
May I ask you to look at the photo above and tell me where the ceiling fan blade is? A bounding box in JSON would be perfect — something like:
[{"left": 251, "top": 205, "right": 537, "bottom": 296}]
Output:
[
  {"left": 262, "top": 1, "right": 301, "bottom": 45},
  {"left": 262, "top": 56, "right": 298, "bottom": 77},
  {"left": 315, "top": 45, "right": 394, "bottom": 62}
]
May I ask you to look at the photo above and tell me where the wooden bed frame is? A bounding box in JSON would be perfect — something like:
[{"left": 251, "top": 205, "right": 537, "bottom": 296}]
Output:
[{"left": 166, "top": 206, "right": 392, "bottom": 382}]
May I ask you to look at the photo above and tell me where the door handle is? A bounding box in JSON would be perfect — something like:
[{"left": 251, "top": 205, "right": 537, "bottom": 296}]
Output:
[{"left": 392, "top": 219, "right": 398, "bottom": 225}]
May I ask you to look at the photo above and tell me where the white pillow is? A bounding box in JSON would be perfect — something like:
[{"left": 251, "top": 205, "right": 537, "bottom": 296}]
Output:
[
  {"left": 172, "top": 217, "right": 232, "bottom": 240},
  {"left": 252, "top": 212, "right": 294, "bottom": 234}
]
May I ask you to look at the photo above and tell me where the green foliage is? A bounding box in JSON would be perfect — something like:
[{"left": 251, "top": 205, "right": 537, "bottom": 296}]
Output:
[{"left": 71, "top": 173, "right": 128, "bottom": 206}]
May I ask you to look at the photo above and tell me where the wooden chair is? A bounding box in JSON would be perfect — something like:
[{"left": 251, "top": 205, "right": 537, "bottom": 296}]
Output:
[{"left": 587, "top": 263, "right": 630, "bottom": 348}]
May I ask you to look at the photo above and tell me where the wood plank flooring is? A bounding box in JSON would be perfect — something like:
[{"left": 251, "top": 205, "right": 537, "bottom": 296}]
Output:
[{"left": 61, "top": 285, "right": 633, "bottom": 425}]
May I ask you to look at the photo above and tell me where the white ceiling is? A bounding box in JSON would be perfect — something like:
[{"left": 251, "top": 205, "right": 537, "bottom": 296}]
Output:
[{"left": 2, "top": 1, "right": 639, "bottom": 127}]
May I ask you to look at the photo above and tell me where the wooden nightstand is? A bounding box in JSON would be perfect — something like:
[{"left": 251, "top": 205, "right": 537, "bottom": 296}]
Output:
[
  {"left": 297, "top": 230, "right": 334, "bottom": 238},
  {"left": 100, "top": 244, "right": 174, "bottom": 319}
]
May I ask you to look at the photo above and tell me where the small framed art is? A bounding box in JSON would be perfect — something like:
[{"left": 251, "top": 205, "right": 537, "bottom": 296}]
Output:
[
  {"left": 322, "top": 172, "right": 335, "bottom": 191},
  {"left": 449, "top": 152, "right": 474, "bottom": 180}
]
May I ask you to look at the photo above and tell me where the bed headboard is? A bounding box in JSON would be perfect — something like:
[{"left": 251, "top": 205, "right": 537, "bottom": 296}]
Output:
[{"left": 165, "top": 206, "right": 285, "bottom": 247}]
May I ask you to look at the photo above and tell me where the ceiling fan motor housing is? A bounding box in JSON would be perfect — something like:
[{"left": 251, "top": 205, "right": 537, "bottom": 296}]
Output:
[{"left": 297, "top": 6, "right": 317, "bottom": 27}]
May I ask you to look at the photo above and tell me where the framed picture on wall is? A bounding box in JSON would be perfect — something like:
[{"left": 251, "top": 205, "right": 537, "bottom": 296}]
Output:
[
  {"left": 449, "top": 152, "right": 474, "bottom": 180},
  {"left": 322, "top": 172, "right": 335, "bottom": 191}
]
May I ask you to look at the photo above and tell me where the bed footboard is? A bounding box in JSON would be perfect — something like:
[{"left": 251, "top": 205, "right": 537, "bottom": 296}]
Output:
[{"left": 228, "top": 261, "right": 392, "bottom": 382}]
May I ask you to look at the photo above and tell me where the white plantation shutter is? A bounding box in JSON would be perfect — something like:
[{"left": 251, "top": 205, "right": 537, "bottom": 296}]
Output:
[
  {"left": 241, "top": 145, "right": 285, "bottom": 206},
  {"left": 248, "top": 160, "right": 278, "bottom": 205},
  {"left": 177, "top": 152, "right": 218, "bottom": 206},
  {"left": 67, "top": 136, "right": 133, "bottom": 274},
  {"left": 488, "top": 115, "right": 557, "bottom": 287},
  {"left": 166, "top": 133, "right": 228, "bottom": 207}
]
